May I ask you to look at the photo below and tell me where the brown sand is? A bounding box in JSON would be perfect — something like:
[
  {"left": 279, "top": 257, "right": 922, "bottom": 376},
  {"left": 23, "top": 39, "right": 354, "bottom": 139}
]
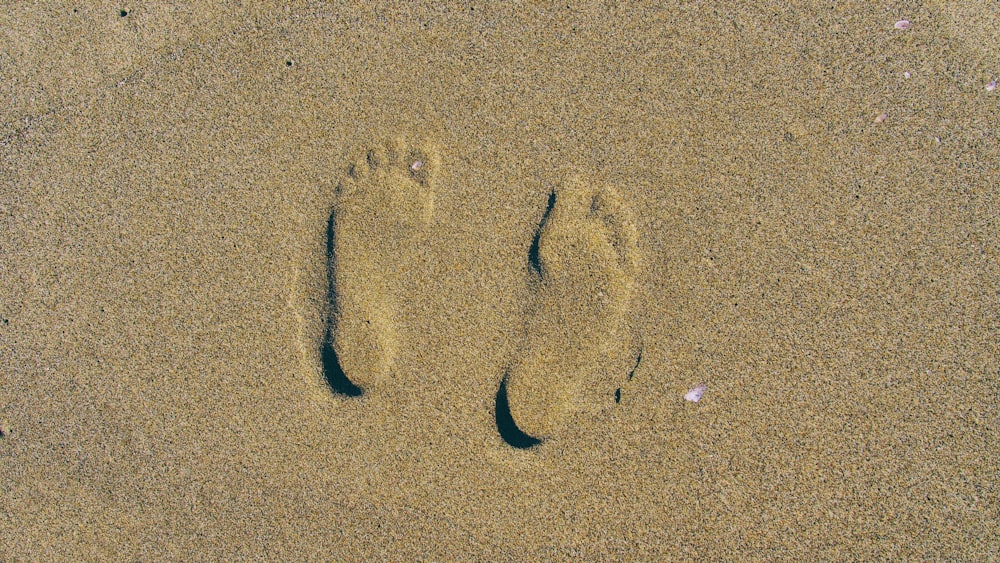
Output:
[{"left": 2, "top": 2, "right": 998, "bottom": 559}]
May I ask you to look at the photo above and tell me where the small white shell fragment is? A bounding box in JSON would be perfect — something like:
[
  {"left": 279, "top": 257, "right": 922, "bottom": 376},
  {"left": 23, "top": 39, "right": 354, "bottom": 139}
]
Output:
[
  {"left": 894, "top": 20, "right": 911, "bottom": 30},
  {"left": 987, "top": 80, "right": 997, "bottom": 92},
  {"left": 903, "top": 71, "right": 911, "bottom": 79},
  {"left": 684, "top": 383, "right": 707, "bottom": 402},
  {"left": 410, "top": 160, "right": 424, "bottom": 172},
  {"left": 874, "top": 112, "right": 888, "bottom": 124}
]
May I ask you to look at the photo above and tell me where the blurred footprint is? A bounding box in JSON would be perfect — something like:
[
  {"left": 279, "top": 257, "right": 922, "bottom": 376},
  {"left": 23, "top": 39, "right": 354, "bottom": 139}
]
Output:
[{"left": 500, "top": 176, "right": 641, "bottom": 444}]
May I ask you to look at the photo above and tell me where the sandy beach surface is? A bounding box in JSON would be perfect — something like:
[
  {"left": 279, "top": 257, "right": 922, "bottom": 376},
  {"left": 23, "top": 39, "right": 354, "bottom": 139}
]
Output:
[{"left": 2, "top": 2, "right": 998, "bottom": 559}]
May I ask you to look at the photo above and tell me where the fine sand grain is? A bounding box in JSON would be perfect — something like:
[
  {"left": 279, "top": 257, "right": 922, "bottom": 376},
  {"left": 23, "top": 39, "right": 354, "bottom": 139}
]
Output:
[{"left": 2, "top": 2, "right": 998, "bottom": 559}]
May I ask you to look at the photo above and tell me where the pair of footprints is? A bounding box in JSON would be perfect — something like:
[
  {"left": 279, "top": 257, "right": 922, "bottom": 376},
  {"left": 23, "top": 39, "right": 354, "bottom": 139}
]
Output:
[{"left": 321, "top": 140, "right": 641, "bottom": 448}]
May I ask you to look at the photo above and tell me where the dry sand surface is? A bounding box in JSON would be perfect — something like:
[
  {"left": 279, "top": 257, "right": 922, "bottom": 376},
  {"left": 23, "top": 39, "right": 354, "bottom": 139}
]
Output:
[{"left": 2, "top": 1, "right": 998, "bottom": 559}]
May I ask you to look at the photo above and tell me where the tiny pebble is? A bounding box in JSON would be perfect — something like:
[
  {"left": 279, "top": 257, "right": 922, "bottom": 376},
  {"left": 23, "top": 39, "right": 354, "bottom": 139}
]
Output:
[
  {"left": 874, "top": 112, "right": 888, "bottom": 124},
  {"left": 410, "top": 160, "right": 424, "bottom": 172},
  {"left": 894, "top": 20, "right": 911, "bottom": 30},
  {"left": 903, "top": 71, "right": 911, "bottom": 79},
  {"left": 987, "top": 80, "right": 997, "bottom": 92},
  {"left": 684, "top": 383, "right": 707, "bottom": 403}
]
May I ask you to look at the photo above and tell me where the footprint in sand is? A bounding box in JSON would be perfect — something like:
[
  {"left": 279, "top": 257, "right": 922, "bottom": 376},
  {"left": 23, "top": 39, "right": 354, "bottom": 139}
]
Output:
[
  {"left": 320, "top": 139, "right": 437, "bottom": 395},
  {"left": 498, "top": 177, "right": 641, "bottom": 446}
]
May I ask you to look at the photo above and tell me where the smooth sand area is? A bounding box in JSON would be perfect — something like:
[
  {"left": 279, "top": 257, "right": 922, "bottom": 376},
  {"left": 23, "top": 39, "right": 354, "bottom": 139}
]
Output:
[{"left": 2, "top": 2, "right": 997, "bottom": 559}]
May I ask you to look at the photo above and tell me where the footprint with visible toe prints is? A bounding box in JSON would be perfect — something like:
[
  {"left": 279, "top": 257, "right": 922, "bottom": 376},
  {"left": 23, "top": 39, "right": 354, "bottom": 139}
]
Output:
[
  {"left": 320, "top": 138, "right": 438, "bottom": 395},
  {"left": 499, "top": 177, "right": 641, "bottom": 445}
]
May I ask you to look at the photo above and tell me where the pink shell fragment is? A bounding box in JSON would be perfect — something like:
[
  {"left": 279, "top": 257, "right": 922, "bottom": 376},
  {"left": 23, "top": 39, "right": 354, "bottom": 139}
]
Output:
[
  {"left": 987, "top": 80, "right": 997, "bottom": 92},
  {"left": 684, "top": 383, "right": 707, "bottom": 402},
  {"left": 874, "top": 112, "right": 888, "bottom": 124},
  {"left": 894, "top": 20, "right": 911, "bottom": 30}
]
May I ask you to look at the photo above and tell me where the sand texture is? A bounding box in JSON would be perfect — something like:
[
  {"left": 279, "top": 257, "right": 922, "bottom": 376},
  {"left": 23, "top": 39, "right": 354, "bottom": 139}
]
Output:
[{"left": 2, "top": 2, "right": 998, "bottom": 559}]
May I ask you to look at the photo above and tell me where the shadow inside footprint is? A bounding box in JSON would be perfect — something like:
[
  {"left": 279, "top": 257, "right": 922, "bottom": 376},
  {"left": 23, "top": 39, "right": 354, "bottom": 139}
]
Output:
[
  {"left": 321, "top": 209, "right": 362, "bottom": 397},
  {"left": 528, "top": 190, "right": 556, "bottom": 278},
  {"left": 495, "top": 377, "right": 542, "bottom": 449},
  {"left": 321, "top": 339, "right": 362, "bottom": 396}
]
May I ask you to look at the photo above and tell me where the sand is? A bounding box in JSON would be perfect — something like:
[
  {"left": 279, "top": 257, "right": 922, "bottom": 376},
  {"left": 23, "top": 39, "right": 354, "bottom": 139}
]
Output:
[{"left": 2, "top": 2, "right": 998, "bottom": 559}]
